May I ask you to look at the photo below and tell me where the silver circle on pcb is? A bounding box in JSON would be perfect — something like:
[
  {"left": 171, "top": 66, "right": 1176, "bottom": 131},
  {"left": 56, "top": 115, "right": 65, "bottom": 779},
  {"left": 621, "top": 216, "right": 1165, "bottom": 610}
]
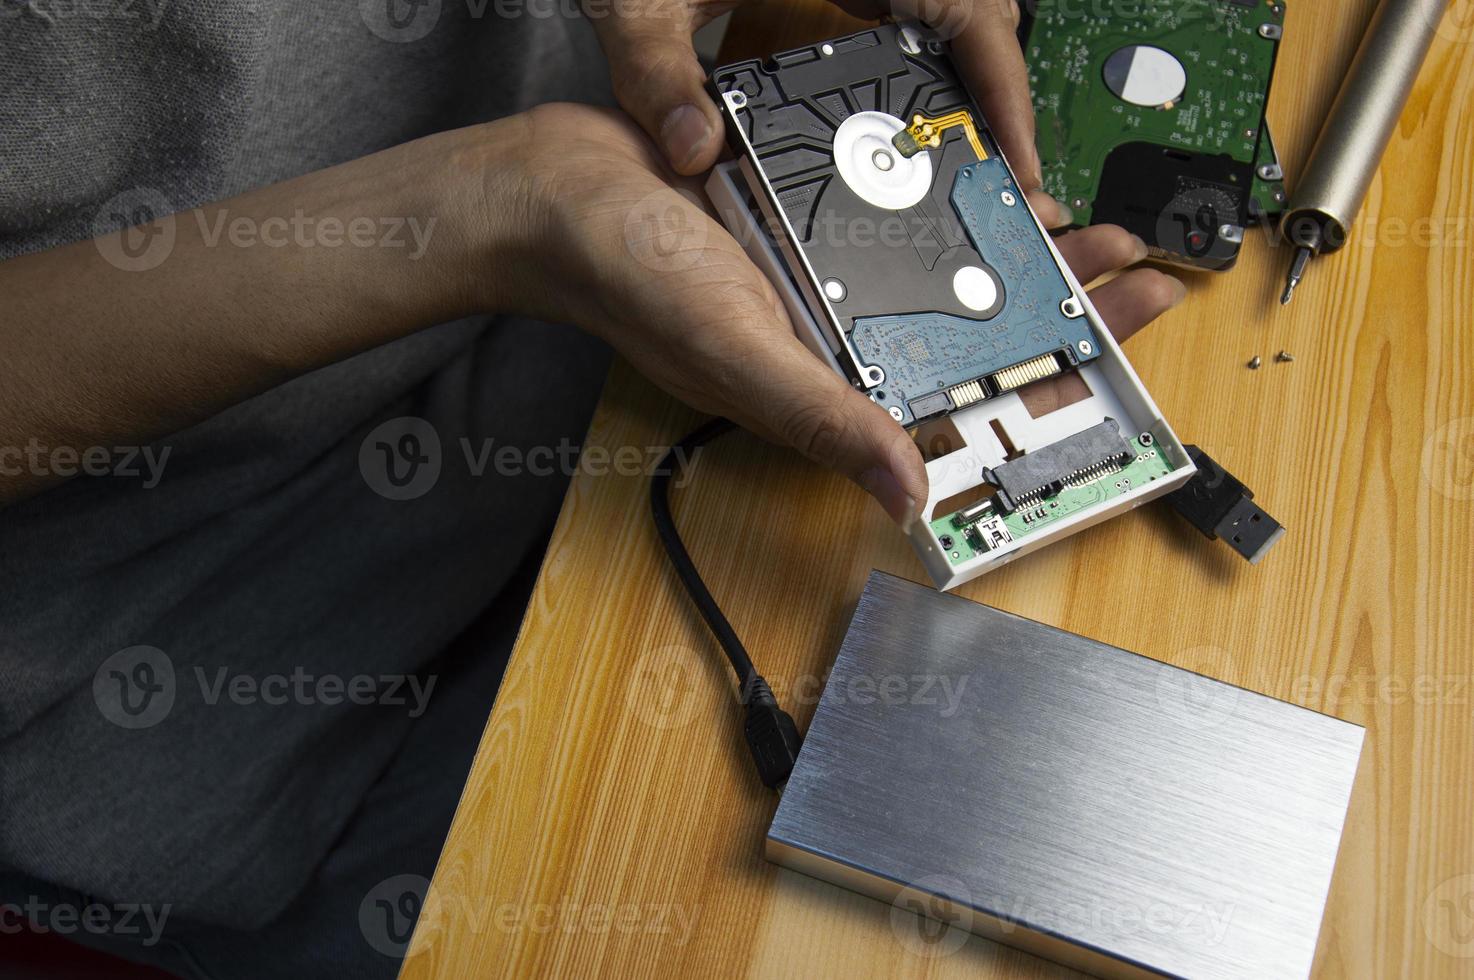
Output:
[
  {"left": 1079, "top": 340, "right": 1094, "bottom": 356},
  {"left": 832, "top": 111, "right": 934, "bottom": 211},
  {"left": 952, "top": 266, "right": 997, "bottom": 312},
  {"left": 1000, "top": 190, "right": 1017, "bottom": 206},
  {"left": 1102, "top": 44, "right": 1186, "bottom": 109},
  {"left": 889, "top": 406, "right": 905, "bottom": 421},
  {"left": 822, "top": 278, "right": 847, "bottom": 302}
]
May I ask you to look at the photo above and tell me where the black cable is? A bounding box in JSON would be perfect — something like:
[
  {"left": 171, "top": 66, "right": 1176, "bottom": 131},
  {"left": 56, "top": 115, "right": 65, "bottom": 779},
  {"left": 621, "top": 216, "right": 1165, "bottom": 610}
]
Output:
[
  {"left": 650, "top": 418, "right": 752, "bottom": 685},
  {"left": 650, "top": 419, "right": 801, "bottom": 789}
]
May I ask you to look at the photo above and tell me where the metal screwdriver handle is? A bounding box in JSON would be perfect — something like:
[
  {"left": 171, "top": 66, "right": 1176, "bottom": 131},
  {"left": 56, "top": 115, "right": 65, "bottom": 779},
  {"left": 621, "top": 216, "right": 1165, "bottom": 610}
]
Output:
[{"left": 1279, "top": 0, "right": 1446, "bottom": 303}]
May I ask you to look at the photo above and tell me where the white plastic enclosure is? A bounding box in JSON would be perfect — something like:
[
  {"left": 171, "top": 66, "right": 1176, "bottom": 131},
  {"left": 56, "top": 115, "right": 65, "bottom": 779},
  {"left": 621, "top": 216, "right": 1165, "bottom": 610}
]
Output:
[{"left": 705, "top": 160, "right": 1195, "bottom": 590}]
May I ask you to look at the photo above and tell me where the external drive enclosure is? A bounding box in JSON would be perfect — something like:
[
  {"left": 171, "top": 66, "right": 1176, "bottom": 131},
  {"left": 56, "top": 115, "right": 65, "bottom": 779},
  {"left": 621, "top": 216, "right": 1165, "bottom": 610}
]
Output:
[{"left": 768, "top": 571, "right": 1363, "bottom": 978}]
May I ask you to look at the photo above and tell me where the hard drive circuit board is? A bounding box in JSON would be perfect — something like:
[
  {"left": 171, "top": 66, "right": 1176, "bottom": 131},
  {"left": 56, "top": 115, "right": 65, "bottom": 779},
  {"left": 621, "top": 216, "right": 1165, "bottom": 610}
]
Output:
[{"left": 1023, "top": 0, "right": 1286, "bottom": 269}]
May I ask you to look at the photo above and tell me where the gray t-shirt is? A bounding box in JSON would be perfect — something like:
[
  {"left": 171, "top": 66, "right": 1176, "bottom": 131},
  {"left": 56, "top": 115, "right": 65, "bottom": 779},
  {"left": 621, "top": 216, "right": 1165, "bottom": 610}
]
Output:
[{"left": 0, "top": 2, "right": 610, "bottom": 929}]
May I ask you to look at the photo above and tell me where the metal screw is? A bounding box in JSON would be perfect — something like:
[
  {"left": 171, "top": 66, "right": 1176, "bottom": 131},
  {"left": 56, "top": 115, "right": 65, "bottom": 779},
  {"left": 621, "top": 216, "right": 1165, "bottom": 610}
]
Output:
[
  {"left": 1247, "top": 355, "right": 1262, "bottom": 370},
  {"left": 1276, "top": 350, "right": 1295, "bottom": 363},
  {"left": 889, "top": 406, "right": 905, "bottom": 421}
]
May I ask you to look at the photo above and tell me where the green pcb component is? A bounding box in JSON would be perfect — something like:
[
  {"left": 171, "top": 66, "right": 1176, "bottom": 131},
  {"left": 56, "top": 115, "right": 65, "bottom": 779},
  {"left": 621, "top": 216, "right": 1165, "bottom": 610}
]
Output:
[
  {"left": 1023, "top": 0, "right": 1286, "bottom": 270},
  {"left": 933, "top": 436, "right": 1173, "bottom": 565}
]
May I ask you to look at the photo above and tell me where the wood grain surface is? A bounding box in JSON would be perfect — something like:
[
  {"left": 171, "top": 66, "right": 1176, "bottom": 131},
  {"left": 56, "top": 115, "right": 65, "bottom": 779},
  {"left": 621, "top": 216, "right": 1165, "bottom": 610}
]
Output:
[{"left": 402, "top": 2, "right": 1474, "bottom": 976}]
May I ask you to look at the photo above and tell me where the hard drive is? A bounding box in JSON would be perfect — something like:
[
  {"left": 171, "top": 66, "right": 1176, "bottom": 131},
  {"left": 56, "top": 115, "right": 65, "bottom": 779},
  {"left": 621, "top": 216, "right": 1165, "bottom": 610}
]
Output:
[
  {"left": 707, "top": 24, "right": 1196, "bottom": 589},
  {"left": 1022, "top": 0, "right": 1287, "bottom": 270},
  {"left": 711, "top": 25, "right": 1101, "bottom": 429}
]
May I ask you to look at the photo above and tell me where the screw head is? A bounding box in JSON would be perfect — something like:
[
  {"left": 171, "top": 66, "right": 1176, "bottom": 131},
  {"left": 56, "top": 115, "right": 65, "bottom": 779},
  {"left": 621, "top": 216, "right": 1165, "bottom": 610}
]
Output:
[
  {"left": 1275, "top": 350, "right": 1295, "bottom": 362},
  {"left": 1247, "top": 355, "right": 1263, "bottom": 370}
]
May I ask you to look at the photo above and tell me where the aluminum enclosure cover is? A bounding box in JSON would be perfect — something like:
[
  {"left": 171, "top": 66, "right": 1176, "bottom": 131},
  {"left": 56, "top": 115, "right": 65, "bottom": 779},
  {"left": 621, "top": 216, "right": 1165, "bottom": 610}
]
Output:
[{"left": 768, "top": 571, "right": 1363, "bottom": 978}]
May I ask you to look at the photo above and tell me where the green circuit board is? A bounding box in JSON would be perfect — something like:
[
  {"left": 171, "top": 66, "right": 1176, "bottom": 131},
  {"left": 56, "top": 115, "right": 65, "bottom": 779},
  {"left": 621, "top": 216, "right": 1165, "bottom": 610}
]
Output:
[
  {"left": 1251, "top": 120, "right": 1287, "bottom": 217},
  {"left": 1023, "top": 0, "right": 1286, "bottom": 258},
  {"left": 932, "top": 436, "right": 1173, "bottom": 565}
]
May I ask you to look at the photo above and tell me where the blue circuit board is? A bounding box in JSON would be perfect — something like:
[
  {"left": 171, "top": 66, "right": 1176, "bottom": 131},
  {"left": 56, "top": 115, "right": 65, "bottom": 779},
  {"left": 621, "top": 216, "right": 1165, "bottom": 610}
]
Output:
[{"left": 850, "top": 157, "right": 1101, "bottom": 426}]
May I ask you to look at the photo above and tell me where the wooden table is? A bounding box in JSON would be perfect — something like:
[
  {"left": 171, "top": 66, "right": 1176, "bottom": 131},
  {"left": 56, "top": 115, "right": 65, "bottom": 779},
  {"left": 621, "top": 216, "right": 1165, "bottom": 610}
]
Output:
[{"left": 402, "top": 2, "right": 1474, "bottom": 975}]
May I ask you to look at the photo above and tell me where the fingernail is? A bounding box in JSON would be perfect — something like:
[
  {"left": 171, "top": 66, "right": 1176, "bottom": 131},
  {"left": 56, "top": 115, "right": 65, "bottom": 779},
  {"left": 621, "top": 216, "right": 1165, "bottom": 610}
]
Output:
[
  {"left": 660, "top": 104, "right": 712, "bottom": 172},
  {"left": 1130, "top": 234, "right": 1149, "bottom": 263},
  {"left": 899, "top": 497, "right": 918, "bottom": 534},
  {"left": 1166, "top": 275, "right": 1188, "bottom": 307},
  {"left": 1051, "top": 196, "right": 1075, "bottom": 227},
  {"left": 857, "top": 467, "right": 919, "bottom": 530},
  {"left": 1025, "top": 155, "right": 1044, "bottom": 194}
]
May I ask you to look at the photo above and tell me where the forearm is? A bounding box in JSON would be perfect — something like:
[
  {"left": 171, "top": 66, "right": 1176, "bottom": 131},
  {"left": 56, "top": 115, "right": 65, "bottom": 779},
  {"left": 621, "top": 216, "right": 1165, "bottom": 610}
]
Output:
[{"left": 0, "top": 119, "right": 519, "bottom": 505}]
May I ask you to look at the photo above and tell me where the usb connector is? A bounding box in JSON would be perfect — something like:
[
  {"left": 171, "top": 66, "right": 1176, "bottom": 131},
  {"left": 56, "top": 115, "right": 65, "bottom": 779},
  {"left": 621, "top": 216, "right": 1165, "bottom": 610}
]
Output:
[
  {"left": 1167, "top": 445, "right": 1285, "bottom": 564},
  {"left": 742, "top": 676, "right": 802, "bottom": 789}
]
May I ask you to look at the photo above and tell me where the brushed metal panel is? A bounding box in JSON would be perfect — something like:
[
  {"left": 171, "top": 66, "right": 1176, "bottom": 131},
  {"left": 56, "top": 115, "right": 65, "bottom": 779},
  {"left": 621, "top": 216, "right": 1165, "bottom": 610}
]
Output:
[{"left": 769, "top": 571, "right": 1363, "bottom": 979}]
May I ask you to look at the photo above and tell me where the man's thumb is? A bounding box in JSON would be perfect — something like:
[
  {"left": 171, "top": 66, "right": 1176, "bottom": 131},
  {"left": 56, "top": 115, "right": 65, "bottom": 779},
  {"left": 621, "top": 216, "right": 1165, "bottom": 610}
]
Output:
[
  {"left": 746, "top": 360, "right": 929, "bottom": 528},
  {"left": 846, "top": 414, "right": 929, "bottom": 529},
  {"left": 592, "top": 20, "right": 723, "bottom": 175}
]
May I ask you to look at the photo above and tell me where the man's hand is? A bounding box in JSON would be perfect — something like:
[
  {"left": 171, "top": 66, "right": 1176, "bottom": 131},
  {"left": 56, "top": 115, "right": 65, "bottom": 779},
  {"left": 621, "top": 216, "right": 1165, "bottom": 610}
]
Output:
[
  {"left": 0, "top": 103, "right": 1179, "bottom": 515},
  {"left": 586, "top": 0, "right": 1048, "bottom": 212},
  {"left": 487, "top": 105, "right": 1183, "bottom": 525}
]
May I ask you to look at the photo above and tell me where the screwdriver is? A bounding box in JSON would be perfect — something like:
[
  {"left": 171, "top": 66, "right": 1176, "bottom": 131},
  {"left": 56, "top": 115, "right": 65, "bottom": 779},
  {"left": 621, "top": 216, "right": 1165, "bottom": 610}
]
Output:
[{"left": 1279, "top": 0, "right": 1446, "bottom": 304}]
